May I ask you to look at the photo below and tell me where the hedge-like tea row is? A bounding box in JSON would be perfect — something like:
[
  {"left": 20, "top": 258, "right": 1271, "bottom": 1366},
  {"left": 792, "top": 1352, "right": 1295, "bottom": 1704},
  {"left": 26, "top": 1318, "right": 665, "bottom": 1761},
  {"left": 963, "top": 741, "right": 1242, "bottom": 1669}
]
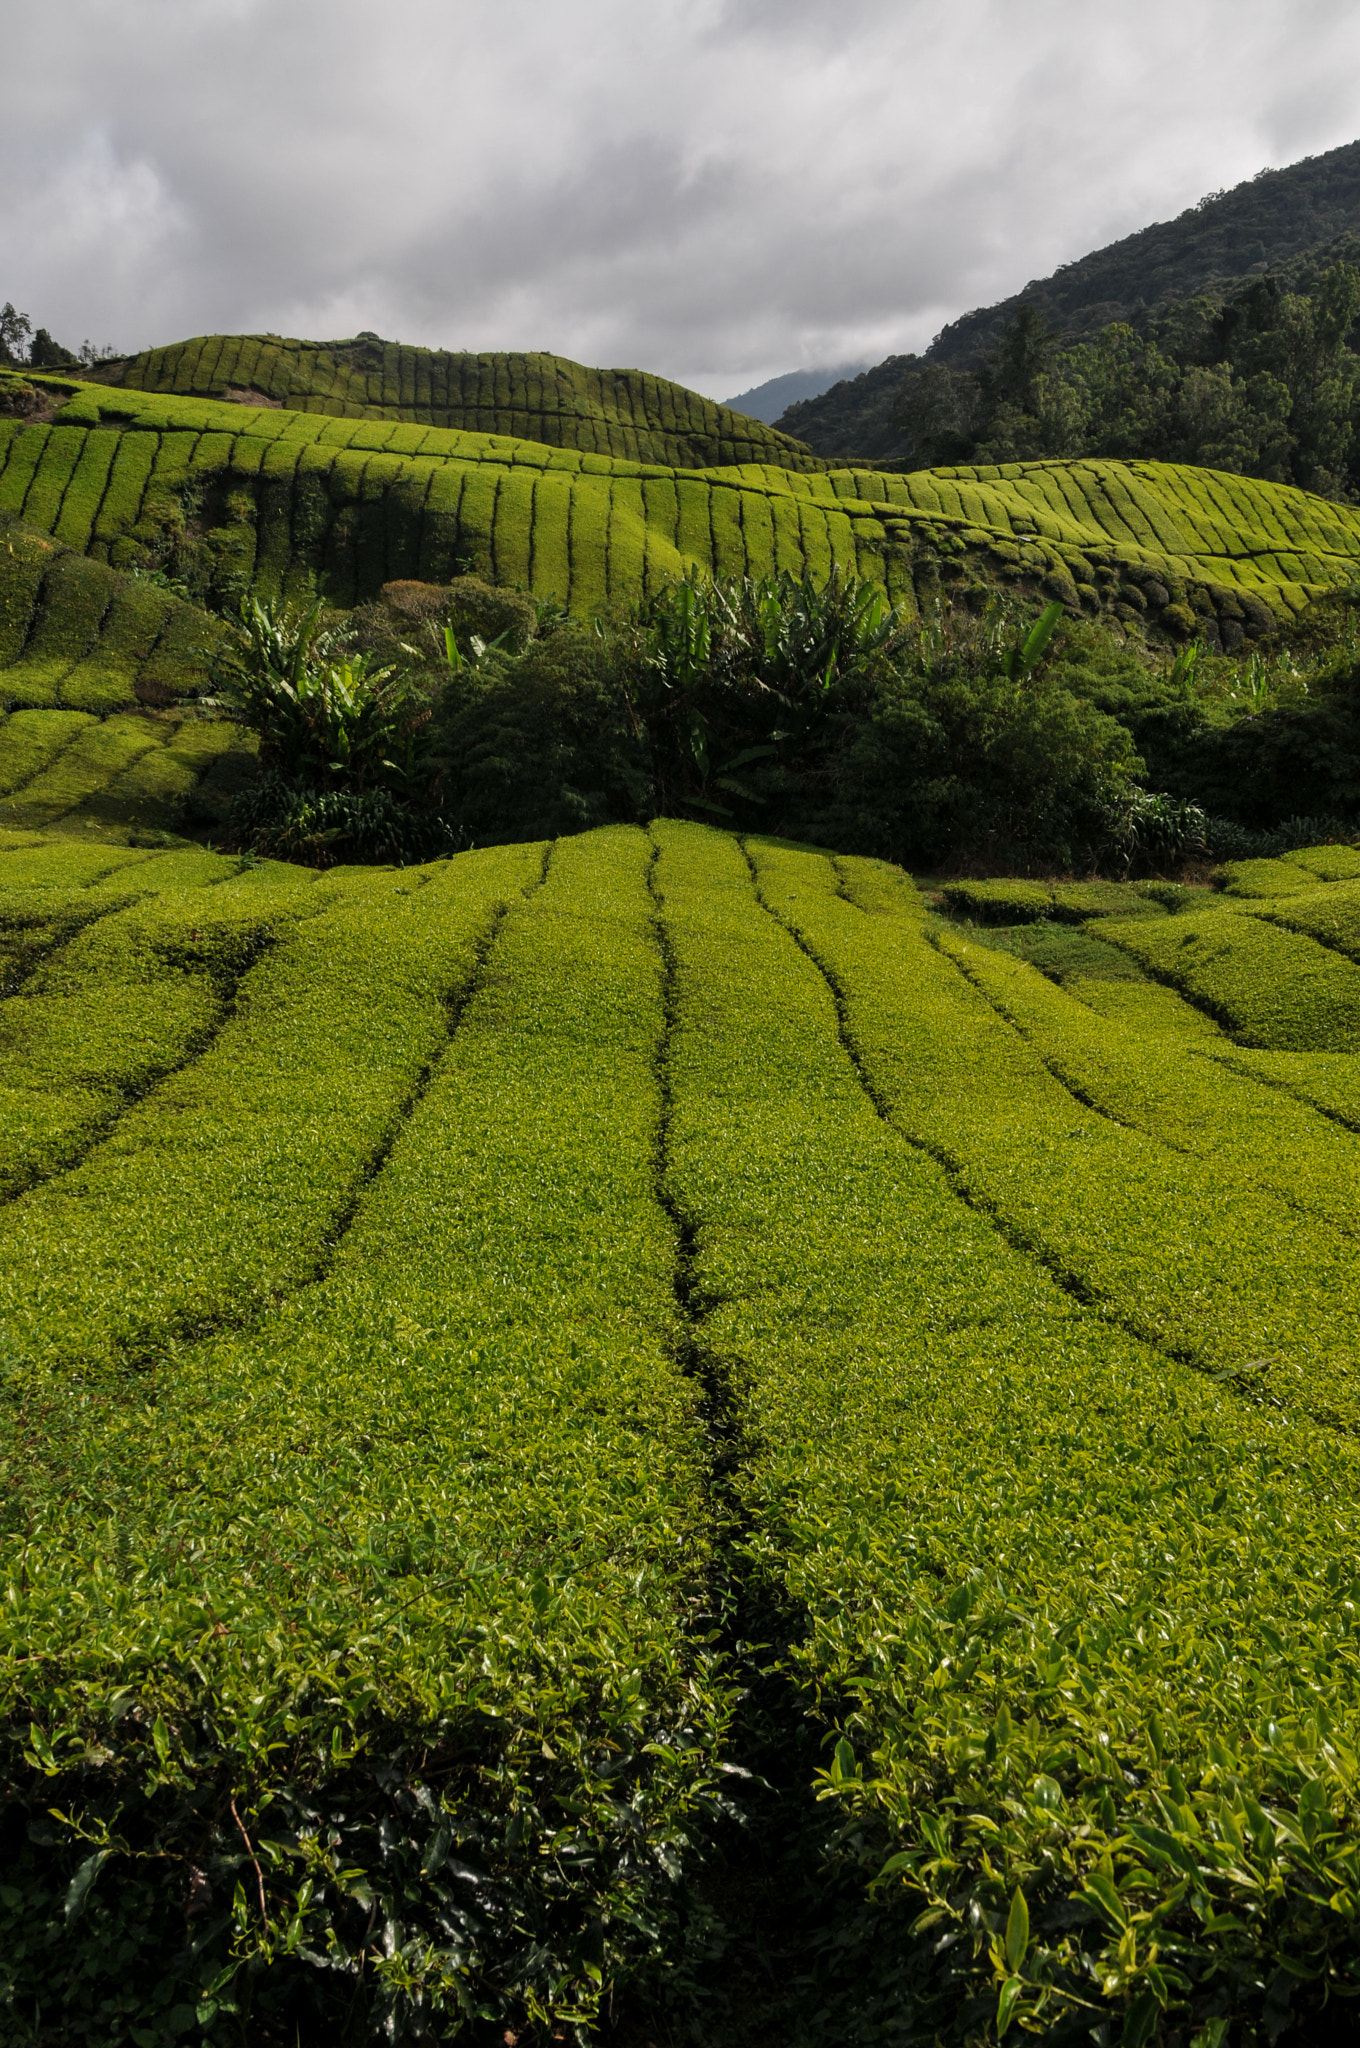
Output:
[
  {"left": 1250, "top": 876, "right": 1360, "bottom": 963},
  {"left": 1210, "top": 855, "right": 1324, "bottom": 898},
  {"left": 0, "top": 517, "right": 224, "bottom": 711},
  {"left": 0, "top": 705, "right": 249, "bottom": 838},
  {"left": 1101, "top": 902, "right": 1360, "bottom": 1049},
  {"left": 0, "top": 882, "right": 298, "bottom": 1203},
  {"left": 6, "top": 371, "right": 1360, "bottom": 620},
  {"left": 944, "top": 926, "right": 1360, "bottom": 1243},
  {"left": 0, "top": 852, "right": 536, "bottom": 1372},
  {"left": 763, "top": 853, "right": 1360, "bottom": 1427},
  {"left": 940, "top": 877, "right": 1165, "bottom": 925},
  {"left": 0, "top": 826, "right": 726, "bottom": 2041},
  {"left": 651, "top": 822, "right": 1360, "bottom": 2039},
  {"left": 83, "top": 334, "right": 823, "bottom": 473}
]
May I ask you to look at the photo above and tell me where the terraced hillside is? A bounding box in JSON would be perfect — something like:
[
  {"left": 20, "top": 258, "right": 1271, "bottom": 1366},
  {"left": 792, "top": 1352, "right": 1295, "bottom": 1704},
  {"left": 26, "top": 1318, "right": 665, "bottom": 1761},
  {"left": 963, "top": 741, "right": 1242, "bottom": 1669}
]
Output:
[
  {"left": 6, "top": 369, "right": 1360, "bottom": 638},
  {"left": 3, "top": 821, "right": 1360, "bottom": 2045},
  {"left": 80, "top": 333, "right": 822, "bottom": 471},
  {"left": 0, "top": 516, "right": 226, "bottom": 711}
]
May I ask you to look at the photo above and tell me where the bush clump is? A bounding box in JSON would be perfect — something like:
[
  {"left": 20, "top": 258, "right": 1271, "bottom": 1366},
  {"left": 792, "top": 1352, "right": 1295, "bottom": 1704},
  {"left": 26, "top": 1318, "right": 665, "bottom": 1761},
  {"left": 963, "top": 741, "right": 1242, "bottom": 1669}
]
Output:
[{"left": 215, "top": 570, "right": 1360, "bottom": 876}]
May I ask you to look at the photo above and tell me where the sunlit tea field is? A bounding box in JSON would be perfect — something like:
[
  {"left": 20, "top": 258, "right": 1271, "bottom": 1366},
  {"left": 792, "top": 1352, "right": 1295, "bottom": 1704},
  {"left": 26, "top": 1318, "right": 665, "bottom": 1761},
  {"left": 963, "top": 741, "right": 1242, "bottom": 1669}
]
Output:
[{"left": 3, "top": 821, "right": 1360, "bottom": 2043}]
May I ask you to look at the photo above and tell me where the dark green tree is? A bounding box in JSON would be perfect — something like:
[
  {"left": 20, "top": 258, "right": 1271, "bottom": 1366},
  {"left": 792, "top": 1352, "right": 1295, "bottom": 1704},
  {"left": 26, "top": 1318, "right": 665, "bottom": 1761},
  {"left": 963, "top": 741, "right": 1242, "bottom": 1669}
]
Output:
[{"left": 0, "top": 303, "right": 31, "bottom": 366}]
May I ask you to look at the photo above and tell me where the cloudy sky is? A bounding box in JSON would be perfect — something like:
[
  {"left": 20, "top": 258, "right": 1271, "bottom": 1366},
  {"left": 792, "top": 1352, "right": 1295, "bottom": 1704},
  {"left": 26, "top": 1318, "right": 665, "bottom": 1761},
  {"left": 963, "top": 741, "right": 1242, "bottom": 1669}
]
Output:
[{"left": 4, "top": 0, "right": 1360, "bottom": 399}]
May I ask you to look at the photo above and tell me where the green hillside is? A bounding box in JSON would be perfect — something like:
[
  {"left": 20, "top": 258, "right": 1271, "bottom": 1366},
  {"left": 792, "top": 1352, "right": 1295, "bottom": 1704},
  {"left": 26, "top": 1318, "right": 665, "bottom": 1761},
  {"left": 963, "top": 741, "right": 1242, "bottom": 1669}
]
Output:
[
  {"left": 0, "top": 515, "right": 226, "bottom": 711},
  {"left": 79, "top": 332, "right": 823, "bottom": 471},
  {"left": 6, "top": 368, "right": 1360, "bottom": 643},
  {"left": 3, "top": 820, "right": 1360, "bottom": 2045}
]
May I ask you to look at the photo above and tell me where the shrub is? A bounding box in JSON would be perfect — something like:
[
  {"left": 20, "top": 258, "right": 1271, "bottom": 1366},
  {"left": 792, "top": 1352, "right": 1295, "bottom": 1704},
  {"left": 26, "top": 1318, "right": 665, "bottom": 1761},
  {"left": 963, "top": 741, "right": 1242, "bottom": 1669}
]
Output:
[
  {"left": 429, "top": 623, "right": 649, "bottom": 845},
  {"left": 216, "top": 594, "right": 436, "bottom": 793}
]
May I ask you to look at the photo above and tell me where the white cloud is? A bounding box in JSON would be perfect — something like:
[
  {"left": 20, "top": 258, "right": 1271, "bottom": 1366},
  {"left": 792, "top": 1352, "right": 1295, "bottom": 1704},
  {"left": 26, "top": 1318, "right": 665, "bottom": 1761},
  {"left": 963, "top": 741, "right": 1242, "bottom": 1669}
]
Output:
[{"left": 2, "top": 0, "right": 1359, "bottom": 394}]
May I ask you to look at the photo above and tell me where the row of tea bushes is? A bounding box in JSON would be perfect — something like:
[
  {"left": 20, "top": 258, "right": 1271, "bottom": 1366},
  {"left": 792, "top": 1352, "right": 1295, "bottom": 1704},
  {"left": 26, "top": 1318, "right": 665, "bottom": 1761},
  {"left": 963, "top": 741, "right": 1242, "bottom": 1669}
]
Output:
[
  {"left": 0, "top": 704, "right": 249, "bottom": 838},
  {"left": 6, "top": 373, "right": 1360, "bottom": 620},
  {"left": 939, "top": 877, "right": 1168, "bottom": 925},
  {"left": 1100, "top": 901, "right": 1360, "bottom": 1050},
  {"left": 86, "top": 333, "right": 825, "bottom": 471},
  {"left": 763, "top": 846, "right": 1360, "bottom": 1427},
  {"left": 1250, "top": 877, "right": 1360, "bottom": 963},
  {"left": 939, "top": 924, "right": 1360, "bottom": 1244},
  {"left": 0, "top": 849, "right": 538, "bottom": 1374},
  {"left": 653, "top": 822, "right": 1360, "bottom": 2041},
  {"left": 0, "top": 880, "right": 300, "bottom": 1203},
  {"left": 0, "top": 827, "right": 727, "bottom": 2040},
  {"left": 0, "top": 518, "right": 222, "bottom": 709}
]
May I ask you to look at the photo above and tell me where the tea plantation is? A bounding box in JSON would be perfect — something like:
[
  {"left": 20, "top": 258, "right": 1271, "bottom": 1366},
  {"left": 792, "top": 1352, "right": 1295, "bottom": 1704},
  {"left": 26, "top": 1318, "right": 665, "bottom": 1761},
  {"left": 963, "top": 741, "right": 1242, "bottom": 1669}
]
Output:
[
  {"left": 81, "top": 333, "right": 826, "bottom": 472},
  {"left": 3, "top": 819, "right": 1360, "bottom": 2046},
  {"left": 6, "top": 367, "right": 1360, "bottom": 635}
]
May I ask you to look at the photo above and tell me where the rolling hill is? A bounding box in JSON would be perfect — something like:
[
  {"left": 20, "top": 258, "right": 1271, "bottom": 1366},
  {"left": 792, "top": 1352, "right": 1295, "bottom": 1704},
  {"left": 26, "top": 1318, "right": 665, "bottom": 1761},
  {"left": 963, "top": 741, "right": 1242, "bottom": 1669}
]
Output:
[
  {"left": 79, "top": 333, "right": 823, "bottom": 472},
  {"left": 5, "top": 368, "right": 1360, "bottom": 651}
]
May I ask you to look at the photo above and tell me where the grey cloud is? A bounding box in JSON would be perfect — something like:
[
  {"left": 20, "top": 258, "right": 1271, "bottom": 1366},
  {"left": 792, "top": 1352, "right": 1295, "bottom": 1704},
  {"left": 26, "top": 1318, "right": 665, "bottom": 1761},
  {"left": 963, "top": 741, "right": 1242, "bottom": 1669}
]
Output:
[{"left": 3, "top": 0, "right": 1360, "bottom": 395}]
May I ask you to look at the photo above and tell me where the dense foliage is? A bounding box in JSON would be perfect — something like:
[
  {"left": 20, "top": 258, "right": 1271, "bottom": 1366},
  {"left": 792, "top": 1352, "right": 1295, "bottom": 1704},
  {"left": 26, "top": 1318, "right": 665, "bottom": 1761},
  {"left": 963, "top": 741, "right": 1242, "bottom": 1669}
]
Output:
[
  {"left": 897, "top": 265, "right": 1360, "bottom": 498},
  {"left": 206, "top": 568, "right": 1360, "bottom": 873}
]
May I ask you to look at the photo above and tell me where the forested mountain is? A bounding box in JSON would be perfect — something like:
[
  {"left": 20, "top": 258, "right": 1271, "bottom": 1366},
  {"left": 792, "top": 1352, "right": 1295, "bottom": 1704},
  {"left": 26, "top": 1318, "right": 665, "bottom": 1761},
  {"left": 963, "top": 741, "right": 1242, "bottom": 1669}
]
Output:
[{"left": 780, "top": 139, "right": 1360, "bottom": 463}]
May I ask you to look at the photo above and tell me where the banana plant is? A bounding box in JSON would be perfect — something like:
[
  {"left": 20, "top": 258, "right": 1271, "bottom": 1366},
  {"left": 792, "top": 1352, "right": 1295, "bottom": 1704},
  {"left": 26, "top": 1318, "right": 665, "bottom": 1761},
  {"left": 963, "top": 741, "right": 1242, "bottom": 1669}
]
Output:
[
  {"left": 216, "top": 594, "right": 431, "bottom": 792},
  {"left": 1001, "top": 600, "right": 1065, "bottom": 683}
]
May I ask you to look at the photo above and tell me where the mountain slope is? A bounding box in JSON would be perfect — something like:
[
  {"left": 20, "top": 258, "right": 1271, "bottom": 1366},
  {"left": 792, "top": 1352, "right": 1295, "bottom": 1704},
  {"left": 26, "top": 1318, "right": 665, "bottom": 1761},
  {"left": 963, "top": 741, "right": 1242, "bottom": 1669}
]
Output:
[
  {"left": 4, "top": 371, "right": 1359, "bottom": 657},
  {"left": 779, "top": 138, "right": 1360, "bottom": 459},
  {"left": 723, "top": 361, "right": 871, "bottom": 424},
  {"left": 81, "top": 334, "right": 823, "bottom": 472}
]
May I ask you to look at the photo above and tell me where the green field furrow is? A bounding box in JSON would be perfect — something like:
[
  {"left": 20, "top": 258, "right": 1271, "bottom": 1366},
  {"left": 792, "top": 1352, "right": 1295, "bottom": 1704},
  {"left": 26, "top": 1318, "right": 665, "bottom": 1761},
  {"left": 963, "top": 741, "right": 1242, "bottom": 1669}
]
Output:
[
  {"left": 0, "top": 422, "right": 49, "bottom": 519},
  {"left": 73, "top": 717, "right": 245, "bottom": 833},
  {"left": 0, "top": 713, "right": 165, "bottom": 825},
  {"left": 50, "top": 427, "right": 118, "bottom": 554},
  {"left": 753, "top": 844, "right": 1360, "bottom": 1426},
  {"left": 940, "top": 927, "right": 1360, "bottom": 1242},
  {"left": 0, "top": 824, "right": 726, "bottom": 2029},
  {"left": 91, "top": 430, "right": 157, "bottom": 555},
  {"left": 18, "top": 426, "right": 85, "bottom": 535},
  {"left": 0, "top": 886, "right": 293, "bottom": 1202},
  {"left": 0, "top": 849, "right": 538, "bottom": 1369},
  {"left": 5, "top": 553, "right": 115, "bottom": 704},
  {"left": 1253, "top": 877, "right": 1360, "bottom": 960},
  {"left": 53, "top": 577, "right": 177, "bottom": 713},
  {"left": 0, "top": 523, "right": 54, "bottom": 667},
  {"left": 1203, "top": 1044, "right": 1360, "bottom": 1134},
  {"left": 651, "top": 819, "right": 1360, "bottom": 2030},
  {"left": 0, "top": 708, "right": 98, "bottom": 794},
  {"left": 1101, "top": 903, "right": 1360, "bottom": 1048}
]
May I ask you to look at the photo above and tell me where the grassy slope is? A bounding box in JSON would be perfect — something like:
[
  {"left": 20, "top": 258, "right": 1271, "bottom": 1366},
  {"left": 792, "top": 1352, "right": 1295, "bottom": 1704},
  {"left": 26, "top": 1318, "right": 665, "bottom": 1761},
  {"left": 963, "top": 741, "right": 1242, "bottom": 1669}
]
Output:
[
  {"left": 0, "top": 517, "right": 225, "bottom": 711},
  {"left": 80, "top": 333, "right": 825, "bottom": 473},
  {"left": 5, "top": 371, "right": 1360, "bottom": 638},
  {"left": 3, "top": 827, "right": 1360, "bottom": 2043}
]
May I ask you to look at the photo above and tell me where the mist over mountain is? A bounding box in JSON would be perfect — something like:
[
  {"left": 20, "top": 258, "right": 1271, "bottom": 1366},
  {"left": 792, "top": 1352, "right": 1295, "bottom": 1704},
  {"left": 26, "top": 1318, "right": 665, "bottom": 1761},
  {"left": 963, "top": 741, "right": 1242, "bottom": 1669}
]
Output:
[{"left": 723, "top": 363, "right": 871, "bottom": 425}]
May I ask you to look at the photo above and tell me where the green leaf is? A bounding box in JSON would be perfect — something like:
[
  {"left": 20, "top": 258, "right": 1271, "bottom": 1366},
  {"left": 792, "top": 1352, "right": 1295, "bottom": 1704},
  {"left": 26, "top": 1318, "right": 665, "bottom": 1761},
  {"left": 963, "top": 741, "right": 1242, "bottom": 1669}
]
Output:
[
  {"left": 64, "top": 1847, "right": 113, "bottom": 1923},
  {"left": 1005, "top": 1885, "right": 1030, "bottom": 1973},
  {"left": 997, "top": 1976, "right": 1025, "bottom": 2039},
  {"left": 1122, "top": 1988, "right": 1161, "bottom": 2048}
]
